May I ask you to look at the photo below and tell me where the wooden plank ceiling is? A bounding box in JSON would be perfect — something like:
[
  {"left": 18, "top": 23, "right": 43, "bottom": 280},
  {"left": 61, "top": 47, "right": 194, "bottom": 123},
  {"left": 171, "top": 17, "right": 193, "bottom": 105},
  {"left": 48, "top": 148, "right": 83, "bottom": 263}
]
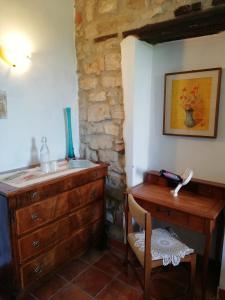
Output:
[{"left": 122, "top": 6, "right": 225, "bottom": 44}]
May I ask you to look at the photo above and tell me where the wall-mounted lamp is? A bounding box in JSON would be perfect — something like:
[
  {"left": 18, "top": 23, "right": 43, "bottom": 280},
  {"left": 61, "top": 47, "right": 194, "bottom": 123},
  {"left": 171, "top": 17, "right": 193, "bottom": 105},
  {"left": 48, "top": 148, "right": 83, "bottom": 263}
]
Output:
[{"left": 0, "top": 33, "right": 31, "bottom": 68}]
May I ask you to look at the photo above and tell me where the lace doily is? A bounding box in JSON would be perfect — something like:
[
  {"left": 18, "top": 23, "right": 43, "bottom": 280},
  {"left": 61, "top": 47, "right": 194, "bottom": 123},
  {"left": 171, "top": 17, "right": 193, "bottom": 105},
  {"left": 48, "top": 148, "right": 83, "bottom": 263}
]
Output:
[{"left": 134, "top": 228, "right": 194, "bottom": 266}]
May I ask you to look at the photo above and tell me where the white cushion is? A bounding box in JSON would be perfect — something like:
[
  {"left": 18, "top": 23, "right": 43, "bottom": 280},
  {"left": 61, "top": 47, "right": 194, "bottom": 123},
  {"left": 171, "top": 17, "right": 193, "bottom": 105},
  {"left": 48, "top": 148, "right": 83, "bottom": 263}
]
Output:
[{"left": 128, "top": 228, "right": 194, "bottom": 267}]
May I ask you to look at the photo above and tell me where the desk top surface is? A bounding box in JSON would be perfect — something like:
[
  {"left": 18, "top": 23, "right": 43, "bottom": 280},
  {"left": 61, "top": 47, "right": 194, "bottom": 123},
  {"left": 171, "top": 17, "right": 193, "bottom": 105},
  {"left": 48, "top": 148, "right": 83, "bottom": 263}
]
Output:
[{"left": 131, "top": 183, "right": 225, "bottom": 220}]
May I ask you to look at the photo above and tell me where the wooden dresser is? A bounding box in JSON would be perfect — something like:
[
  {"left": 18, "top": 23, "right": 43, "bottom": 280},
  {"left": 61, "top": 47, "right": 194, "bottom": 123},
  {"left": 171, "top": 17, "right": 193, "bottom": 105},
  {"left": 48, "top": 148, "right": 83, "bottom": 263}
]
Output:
[{"left": 0, "top": 163, "right": 107, "bottom": 298}]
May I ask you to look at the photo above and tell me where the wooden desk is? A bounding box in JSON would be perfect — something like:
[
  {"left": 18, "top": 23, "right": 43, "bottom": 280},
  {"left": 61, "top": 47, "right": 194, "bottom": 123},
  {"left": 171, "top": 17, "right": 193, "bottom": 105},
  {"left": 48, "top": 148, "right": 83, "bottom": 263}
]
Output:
[{"left": 130, "top": 171, "right": 225, "bottom": 300}]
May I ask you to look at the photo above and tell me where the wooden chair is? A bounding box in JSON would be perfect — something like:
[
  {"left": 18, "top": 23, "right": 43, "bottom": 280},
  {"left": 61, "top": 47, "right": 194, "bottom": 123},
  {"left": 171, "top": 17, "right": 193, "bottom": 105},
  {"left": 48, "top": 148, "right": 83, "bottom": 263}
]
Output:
[{"left": 125, "top": 194, "right": 196, "bottom": 300}]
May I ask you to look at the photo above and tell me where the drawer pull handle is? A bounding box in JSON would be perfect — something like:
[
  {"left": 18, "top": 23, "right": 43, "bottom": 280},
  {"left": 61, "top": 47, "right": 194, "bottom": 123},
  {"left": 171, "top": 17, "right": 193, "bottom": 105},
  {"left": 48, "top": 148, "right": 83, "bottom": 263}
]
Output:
[
  {"left": 32, "top": 240, "right": 40, "bottom": 248},
  {"left": 31, "top": 213, "right": 39, "bottom": 221},
  {"left": 31, "top": 192, "right": 38, "bottom": 199},
  {"left": 33, "top": 265, "right": 43, "bottom": 274}
]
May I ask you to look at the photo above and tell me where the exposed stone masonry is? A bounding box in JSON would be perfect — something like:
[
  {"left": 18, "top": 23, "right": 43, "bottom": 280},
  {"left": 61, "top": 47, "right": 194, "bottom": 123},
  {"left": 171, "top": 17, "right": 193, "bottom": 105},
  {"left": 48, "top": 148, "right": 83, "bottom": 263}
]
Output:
[{"left": 75, "top": 0, "right": 212, "bottom": 228}]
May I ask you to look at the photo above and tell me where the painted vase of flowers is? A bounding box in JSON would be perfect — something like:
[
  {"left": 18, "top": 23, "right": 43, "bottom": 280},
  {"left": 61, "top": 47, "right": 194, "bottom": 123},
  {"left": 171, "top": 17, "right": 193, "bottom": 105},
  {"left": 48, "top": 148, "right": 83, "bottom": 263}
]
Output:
[
  {"left": 180, "top": 86, "right": 200, "bottom": 128},
  {"left": 184, "top": 108, "right": 195, "bottom": 128}
]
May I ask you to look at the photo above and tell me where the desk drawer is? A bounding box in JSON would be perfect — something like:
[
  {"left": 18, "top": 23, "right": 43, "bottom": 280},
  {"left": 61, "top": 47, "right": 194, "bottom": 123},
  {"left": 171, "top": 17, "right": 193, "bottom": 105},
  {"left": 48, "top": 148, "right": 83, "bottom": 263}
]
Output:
[
  {"left": 139, "top": 202, "right": 189, "bottom": 227},
  {"left": 139, "top": 201, "right": 205, "bottom": 233},
  {"left": 154, "top": 205, "right": 189, "bottom": 227}
]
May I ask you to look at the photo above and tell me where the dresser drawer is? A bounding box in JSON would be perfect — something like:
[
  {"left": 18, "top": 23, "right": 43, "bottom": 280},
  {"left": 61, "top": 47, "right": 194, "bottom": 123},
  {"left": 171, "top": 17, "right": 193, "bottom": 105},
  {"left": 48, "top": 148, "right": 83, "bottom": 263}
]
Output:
[
  {"left": 18, "top": 218, "right": 70, "bottom": 263},
  {"left": 16, "top": 194, "right": 69, "bottom": 235},
  {"left": 16, "top": 179, "right": 104, "bottom": 235},
  {"left": 18, "top": 200, "right": 103, "bottom": 263},
  {"left": 14, "top": 166, "right": 107, "bottom": 209},
  {"left": 70, "top": 220, "right": 102, "bottom": 256},
  {"left": 69, "top": 201, "right": 103, "bottom": 232},
  {"left": 20, "top": 221, "right": 102, "bottom": 288},
  {"left": 69, "top": 179, "right": 104, "bottom": 210},
  {"left": 21, "top": 238, "right": 71, "bottom": 288}
]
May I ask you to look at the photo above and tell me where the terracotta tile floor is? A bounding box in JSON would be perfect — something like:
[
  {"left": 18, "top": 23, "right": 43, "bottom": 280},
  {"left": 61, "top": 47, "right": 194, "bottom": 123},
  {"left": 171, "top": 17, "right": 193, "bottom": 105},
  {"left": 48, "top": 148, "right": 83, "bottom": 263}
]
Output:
[{"left": 0, "top": 247, "right": 219, "bottom": 300}]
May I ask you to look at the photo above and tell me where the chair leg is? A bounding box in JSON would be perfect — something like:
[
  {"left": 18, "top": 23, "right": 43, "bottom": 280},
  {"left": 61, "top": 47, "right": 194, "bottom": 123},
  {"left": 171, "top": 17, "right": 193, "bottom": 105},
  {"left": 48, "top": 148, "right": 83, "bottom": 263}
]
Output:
[
  {"left": 144, "top": 265, "right": 151, "bottom": 300},
  {"left": 124, "top": 242, "right": 129, "bottom": 266},
  {"left": 189, "top": 254, "right": 196, "bottom": 300}
]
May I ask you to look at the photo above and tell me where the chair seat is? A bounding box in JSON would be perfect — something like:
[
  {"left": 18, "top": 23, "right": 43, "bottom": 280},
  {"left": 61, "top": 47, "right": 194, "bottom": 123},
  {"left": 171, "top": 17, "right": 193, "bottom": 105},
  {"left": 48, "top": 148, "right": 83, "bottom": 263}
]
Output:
[{"left": 128, "top": 228, "right": 194, "bottom": 267}]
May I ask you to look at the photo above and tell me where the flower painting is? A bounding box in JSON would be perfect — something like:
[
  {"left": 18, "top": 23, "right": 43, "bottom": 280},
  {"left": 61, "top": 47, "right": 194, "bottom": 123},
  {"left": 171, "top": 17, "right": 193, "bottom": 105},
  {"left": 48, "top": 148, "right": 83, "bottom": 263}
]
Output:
[{"left": 163, "top": 68, "right": 222, "bottom": 138}]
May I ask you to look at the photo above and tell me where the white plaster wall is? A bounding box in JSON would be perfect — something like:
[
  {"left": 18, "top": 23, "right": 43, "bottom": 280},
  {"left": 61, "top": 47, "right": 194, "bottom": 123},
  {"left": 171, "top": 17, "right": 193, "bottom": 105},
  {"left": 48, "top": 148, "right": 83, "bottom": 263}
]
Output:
[
  {"left": 122, "top": 32, "right": 225, "bottom": 288},
  {"left": 122, "top": 36, "right": 153, "bottom": 187},
  {"left": 148, "top": 34, "right": 225, "bottom": 270},
  {"left": 149, "top": 32, "right": 225, "bottom": 184},
  {"left": 0, "top": 0, "right": 79, "bottom": 172},
  {"left": 121, "top": 37, "right": 136, "bottom": 187},
  {"left": 149, "top": 35, "right": 225, "bottom": 279}
]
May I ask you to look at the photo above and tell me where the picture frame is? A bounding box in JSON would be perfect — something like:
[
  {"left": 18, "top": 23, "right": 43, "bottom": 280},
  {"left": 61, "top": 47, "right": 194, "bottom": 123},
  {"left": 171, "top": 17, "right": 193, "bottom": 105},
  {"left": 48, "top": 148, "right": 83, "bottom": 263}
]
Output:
[
  {"left": 163, "top": 68, "right": 222, "bottom": 138},
  {"left": 0, "top": 90, "right": 7, "bottom": 119}
]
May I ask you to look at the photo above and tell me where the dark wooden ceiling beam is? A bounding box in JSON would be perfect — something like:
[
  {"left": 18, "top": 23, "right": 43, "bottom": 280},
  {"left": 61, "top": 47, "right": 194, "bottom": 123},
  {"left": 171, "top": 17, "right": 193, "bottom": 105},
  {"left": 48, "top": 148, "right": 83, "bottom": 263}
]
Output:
[{"left": 122, "top": 5, "right": 225, "bottom": 44}]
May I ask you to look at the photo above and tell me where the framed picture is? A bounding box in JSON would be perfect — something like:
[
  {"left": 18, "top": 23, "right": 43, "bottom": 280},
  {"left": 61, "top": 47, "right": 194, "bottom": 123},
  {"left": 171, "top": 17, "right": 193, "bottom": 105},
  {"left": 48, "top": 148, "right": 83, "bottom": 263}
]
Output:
[
  {"left": 0, "top": 90, "right": 7, "bottom": 119},
  {"left": 163, "top": 68, "right": 222, "bottom": 138}
]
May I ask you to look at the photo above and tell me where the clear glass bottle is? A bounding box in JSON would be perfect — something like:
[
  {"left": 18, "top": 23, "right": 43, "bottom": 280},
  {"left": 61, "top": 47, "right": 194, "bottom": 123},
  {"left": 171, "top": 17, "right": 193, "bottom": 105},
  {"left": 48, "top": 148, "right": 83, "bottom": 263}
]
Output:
[{"left": 40, "top": 136, "right": 50, "bottom": 172}]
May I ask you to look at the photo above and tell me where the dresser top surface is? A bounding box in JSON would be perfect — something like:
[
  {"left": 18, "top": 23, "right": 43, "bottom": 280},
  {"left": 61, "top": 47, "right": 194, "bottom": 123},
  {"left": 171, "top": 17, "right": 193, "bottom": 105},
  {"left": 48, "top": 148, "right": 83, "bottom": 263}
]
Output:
[{"left": 0, "top": 162, "right": 108, "bottom": 197}]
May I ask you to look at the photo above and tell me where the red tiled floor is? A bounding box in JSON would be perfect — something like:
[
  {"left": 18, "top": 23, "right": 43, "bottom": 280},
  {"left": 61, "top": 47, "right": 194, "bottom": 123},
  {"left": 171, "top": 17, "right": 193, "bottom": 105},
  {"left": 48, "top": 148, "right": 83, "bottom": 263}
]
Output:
[
  {"left": 20, "top": 295, "right": 36, "bottom": 300},
  {"left": 117, "top": 265, "right": 142, "bottom": 291},
  {"left": 57, "top": 259, "right": 89, "bottom": 281},
  {"left": 94, "top": 253, "right": 122, "bottom": 277},
  {"left": 21, "top": 294, "right": 36, "bottom": 300},
  {"left": 51, "top": 283, "right": 92, "bottom": 300},
  {"left": 150, "top": 265, "right": 189, "bottom": 299},
  {"left": 31, "top": 274, "right": 67, "bottom": 300},
  {"left": 74, "top": 266, "right": 112, "bottom": 297},
  {"left": 8, "top": 248, "right": 217, "bottom": 300},
  {"left": 96, "top": 279, "right": 143, "bottom": 300},
  {"left": 80, "top": 248, "right": 106, "bottom": 264}
]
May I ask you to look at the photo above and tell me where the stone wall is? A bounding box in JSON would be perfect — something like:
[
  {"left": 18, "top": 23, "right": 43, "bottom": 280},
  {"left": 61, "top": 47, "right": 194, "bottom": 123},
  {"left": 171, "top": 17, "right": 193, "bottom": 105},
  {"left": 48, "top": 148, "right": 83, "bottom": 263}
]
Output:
[{"left": 75, "top": 0, "right": 212, "bottom": 227}]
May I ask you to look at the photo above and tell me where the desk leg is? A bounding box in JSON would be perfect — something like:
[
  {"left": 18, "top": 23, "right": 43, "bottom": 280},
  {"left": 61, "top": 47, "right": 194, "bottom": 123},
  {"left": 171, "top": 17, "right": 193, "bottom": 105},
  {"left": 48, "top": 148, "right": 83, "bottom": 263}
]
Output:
[{"left": 202, "top": 232, "right": 212, "bottom": 300}]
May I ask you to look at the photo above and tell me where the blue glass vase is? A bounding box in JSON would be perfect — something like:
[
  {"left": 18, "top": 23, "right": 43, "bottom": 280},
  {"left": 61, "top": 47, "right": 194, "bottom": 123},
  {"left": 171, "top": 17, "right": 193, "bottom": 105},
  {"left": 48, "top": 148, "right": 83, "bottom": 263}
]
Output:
[{"left": 65, "top": 107, "right": 76, "bottom": 159}]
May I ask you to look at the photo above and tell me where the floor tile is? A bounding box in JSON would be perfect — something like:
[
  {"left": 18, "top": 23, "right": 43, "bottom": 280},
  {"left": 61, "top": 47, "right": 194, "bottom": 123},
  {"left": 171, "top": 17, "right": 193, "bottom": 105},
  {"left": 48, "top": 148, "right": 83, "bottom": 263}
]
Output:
[
  {"left": 117, "top": 265, "right": 142, "bottom": 291},
  {"left": 31, "top": 274, "right": 67, "bottom": 300},
  {"left": 21, "top": 294, "right": 36, "bottom": 300},
  {"left": 51, "top": 283, "right": 92, "bottom": 300},
  {"left": 57, "top": 259, "right": 89, "bottom": 281},
  {"left": 150, "top": 271, "right": 188, "bottom": 299},
  {"left": 94, "top": 253, "right": 122, "bottom": 277},
  {"left": 74, "top": 266, "right": 112, "bottom": 297},
  {"left": 96, "top": 279, "right": 143, "bottom": 300},
  {"left": 81, "top": 248, "right": 105, "bottom": 264}
]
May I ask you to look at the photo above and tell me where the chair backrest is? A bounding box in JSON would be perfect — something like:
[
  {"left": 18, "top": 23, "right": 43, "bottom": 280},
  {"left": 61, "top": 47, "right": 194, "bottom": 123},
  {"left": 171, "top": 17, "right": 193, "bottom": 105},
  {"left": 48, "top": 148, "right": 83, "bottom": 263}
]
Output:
[
  {"left": 128, "top": 194, "right": 148, "bottom": 229},
  {"left": 127, "top": 194, "right": 152, "bottom": 268}
]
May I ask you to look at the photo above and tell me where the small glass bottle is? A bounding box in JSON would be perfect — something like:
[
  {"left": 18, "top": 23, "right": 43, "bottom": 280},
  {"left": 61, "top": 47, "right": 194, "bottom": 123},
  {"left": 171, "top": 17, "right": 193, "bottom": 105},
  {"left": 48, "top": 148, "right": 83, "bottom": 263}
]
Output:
[{"left": 40, "top": 136, "right": 50, "bottom": 172}]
